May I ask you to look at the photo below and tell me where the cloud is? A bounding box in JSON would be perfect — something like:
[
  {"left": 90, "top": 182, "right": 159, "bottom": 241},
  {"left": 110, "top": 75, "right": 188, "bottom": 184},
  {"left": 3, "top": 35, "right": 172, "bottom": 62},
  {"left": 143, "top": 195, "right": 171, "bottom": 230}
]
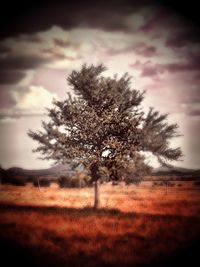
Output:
[
  {"left": 140, "top": 62, "right": 164, "bottom": 77},
  {"left": 1, "top": 20, "right": 198, "bottom": 122},
  {"left": 0, "top": 112, "right": 45, "bottom": 120},
  {"left": 0, "top": 25, "right": 82, "bottom": 73},
  {"left": 0, "top": 1, "right": 157, "bottom": 39},
  {"left": 0, "top": 70, "right": 25, "bottom": 84},
  {"left": 0, "top": 85, "right": 58, "bottom": 120},
  {"left": 166, "top": 61, "right": 200, "bottom": 72},
  {"left": 139, "top": 8, "right": 171, "bottom": 33},
  {"left": 0, "top": 2, "right": 200, "bottom": 169},
  {"left": 187, "top": 109, "right": 200, "bottom": 116},
  {"left": 134, "top": 43, "right": 157, "bottom": 57},
  {"left": 107, "top": 42, "right": 157, "bottom": 57},
  {"left": 178, "top": 87, "right": 200, "bottom": 104},
  {"left": 16, "top": 34, "right": 43, "bottom": 44},
  {"left": 1, "top": 6, "right": 196, "bottom": 78},
  {"left": 138, "top": 6, "right": 192, "bottom": 40},
  {"left": 13, "top": 85, "right": 58, "bottom": 110},
  {"left": 0, "top": 117, "right": 17, "bottom": 124},
  {"left": 0, "top": 46, "right": 11, "bottom": 54},
  {"left": 134, "top": 56, "right": 200, "bottom": 78},
  {"left": 166, "top": 28, "right": 200, "bottom": 48},
  {"left": 0, "top": 85, "right": 17, "bottom": 109},
  {"left": 179, "top": 101, "right": 200, "bottom": 118},
  {"left": 53, "top": 38, "right": 72, "bottom": 48},
  {"left": 0, "top": 55, "right": 51, "bottom": 70}
]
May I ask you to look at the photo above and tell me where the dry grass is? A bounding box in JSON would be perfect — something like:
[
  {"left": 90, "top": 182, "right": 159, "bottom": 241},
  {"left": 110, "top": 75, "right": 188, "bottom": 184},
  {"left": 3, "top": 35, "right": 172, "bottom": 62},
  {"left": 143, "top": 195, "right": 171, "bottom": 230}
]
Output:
[
  {"left": 0, "top": 181, "right": 200, "bottom": 267},
  {"left": 1, "top": 181, "right": 200, "bottom": 216}
]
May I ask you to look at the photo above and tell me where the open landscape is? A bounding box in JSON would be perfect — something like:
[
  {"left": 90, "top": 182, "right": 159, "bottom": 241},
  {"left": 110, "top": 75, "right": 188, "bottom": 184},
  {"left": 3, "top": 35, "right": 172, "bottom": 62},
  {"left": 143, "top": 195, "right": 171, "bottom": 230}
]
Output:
[
  {"left": 1, "top": 4, "right": 200, "bottom": 266},
  {"left": 1, "top": 180, "right": 200, "bottom": 267}
]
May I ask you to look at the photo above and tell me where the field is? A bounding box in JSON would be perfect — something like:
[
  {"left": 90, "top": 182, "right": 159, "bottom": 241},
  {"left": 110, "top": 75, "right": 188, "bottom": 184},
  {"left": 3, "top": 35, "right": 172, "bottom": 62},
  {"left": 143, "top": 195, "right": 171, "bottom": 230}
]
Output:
[{"left": 0, "top": 181, "right": 200, "bottom": 267}]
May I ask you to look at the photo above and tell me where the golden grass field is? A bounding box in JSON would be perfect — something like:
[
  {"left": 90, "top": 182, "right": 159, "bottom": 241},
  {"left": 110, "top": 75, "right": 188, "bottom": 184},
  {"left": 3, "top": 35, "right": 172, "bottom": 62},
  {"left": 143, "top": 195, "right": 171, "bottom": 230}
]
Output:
[{"left": 0, "top": 181, "right": 200, "bottom": 267}]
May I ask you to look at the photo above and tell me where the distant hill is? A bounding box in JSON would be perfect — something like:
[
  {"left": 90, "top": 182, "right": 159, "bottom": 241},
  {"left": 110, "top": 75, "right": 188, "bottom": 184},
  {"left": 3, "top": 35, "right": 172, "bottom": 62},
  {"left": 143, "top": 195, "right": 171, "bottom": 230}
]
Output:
[
  {"left": 1, "top": 164, "right": 200, "bottom": 177},
  {"left": 0, "top": 164, "right": 80, "bottom": 180},
  {"left": 11, "top": 164, "right": 70, "bottom": 175},
  {"left": 1, "top": 164, "right": 199, "bottom": 184},
  {"left": 153, "top": 166, "right": 200, "bottom": 177}
]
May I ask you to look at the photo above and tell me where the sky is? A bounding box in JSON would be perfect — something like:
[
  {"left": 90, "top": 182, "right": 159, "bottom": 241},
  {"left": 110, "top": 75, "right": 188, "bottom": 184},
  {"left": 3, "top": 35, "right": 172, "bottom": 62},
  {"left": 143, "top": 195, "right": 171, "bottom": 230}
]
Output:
[{"left": 0, "top": 0, "right": 200, "bottom": 169}]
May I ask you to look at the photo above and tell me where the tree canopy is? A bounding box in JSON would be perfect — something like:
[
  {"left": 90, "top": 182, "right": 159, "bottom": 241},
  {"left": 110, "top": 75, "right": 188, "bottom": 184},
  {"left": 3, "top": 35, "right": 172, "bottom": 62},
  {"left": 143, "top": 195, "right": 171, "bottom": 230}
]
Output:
[{"left": 28, "top": 64, "right": 182, "bottom": 184}]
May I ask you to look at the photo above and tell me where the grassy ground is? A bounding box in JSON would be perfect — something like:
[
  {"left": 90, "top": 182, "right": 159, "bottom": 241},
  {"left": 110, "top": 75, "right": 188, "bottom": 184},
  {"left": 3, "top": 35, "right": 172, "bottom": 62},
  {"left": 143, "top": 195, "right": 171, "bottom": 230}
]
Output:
[{"left": 0, "top": 181, "right": 200, "bottom": 267}]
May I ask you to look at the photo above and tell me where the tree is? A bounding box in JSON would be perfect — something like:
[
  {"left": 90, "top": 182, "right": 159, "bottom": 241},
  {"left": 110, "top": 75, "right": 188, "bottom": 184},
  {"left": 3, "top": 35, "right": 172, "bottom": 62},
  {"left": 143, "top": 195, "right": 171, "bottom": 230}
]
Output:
[{"left": 28, "top": 64, "right": 182, "bottom": 209}]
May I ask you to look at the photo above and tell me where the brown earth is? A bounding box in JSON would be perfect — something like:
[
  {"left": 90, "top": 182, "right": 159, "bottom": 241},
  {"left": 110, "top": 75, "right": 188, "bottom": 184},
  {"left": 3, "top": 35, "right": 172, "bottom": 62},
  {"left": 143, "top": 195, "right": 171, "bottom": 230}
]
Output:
[{"left": 0, "top": 181, "right": 200, "bottom": 267}]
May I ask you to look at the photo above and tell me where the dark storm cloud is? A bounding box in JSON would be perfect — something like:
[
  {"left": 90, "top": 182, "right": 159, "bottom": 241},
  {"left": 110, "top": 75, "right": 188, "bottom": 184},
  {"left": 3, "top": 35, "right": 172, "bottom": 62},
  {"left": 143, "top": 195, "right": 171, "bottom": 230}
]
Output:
[
  {"left": 0, "top": 46, "right": 11, "bottom": 53},
  {"left": 139, "top": 8, "right": 171, "bottom": 33},
  {"left": 138, "top": 2, "right": 200, "bottom": 35},
  {"left": 0, "top": 70, "right": 25, "bottom": 84},
  {"left": 139, "top": 58, "right": 200, "bottom": 78},
  {"left": 0, "top": 55, "right": 51, "bottom": 70},
  {"left": 0, "top": 0, "right": 199, "bottom": 40},
  {"left": 107, "top": 43, "right": 157, "bottom": 57},
  {"left": 0, "top": 0, "right": 158, "bottom": 38},
  {"left": 0, "top": 86, "right": 29, "bottom": 109},
  {"left": 0, "top": 86, "right": 16, "bottom": 109},
  {"left": 165, "top": 28, "right": 200, "bottom": 48}
]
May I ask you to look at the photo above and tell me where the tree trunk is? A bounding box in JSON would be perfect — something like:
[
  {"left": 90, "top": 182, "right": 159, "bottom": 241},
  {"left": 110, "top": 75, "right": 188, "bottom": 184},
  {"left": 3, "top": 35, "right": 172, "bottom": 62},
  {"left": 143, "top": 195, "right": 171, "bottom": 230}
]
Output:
[
  {"left": 37, "top": 178, "right": 41, "bottom": 191},
  {"left": 94, "top": 180, "right": 100, "bottom": 209}
]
